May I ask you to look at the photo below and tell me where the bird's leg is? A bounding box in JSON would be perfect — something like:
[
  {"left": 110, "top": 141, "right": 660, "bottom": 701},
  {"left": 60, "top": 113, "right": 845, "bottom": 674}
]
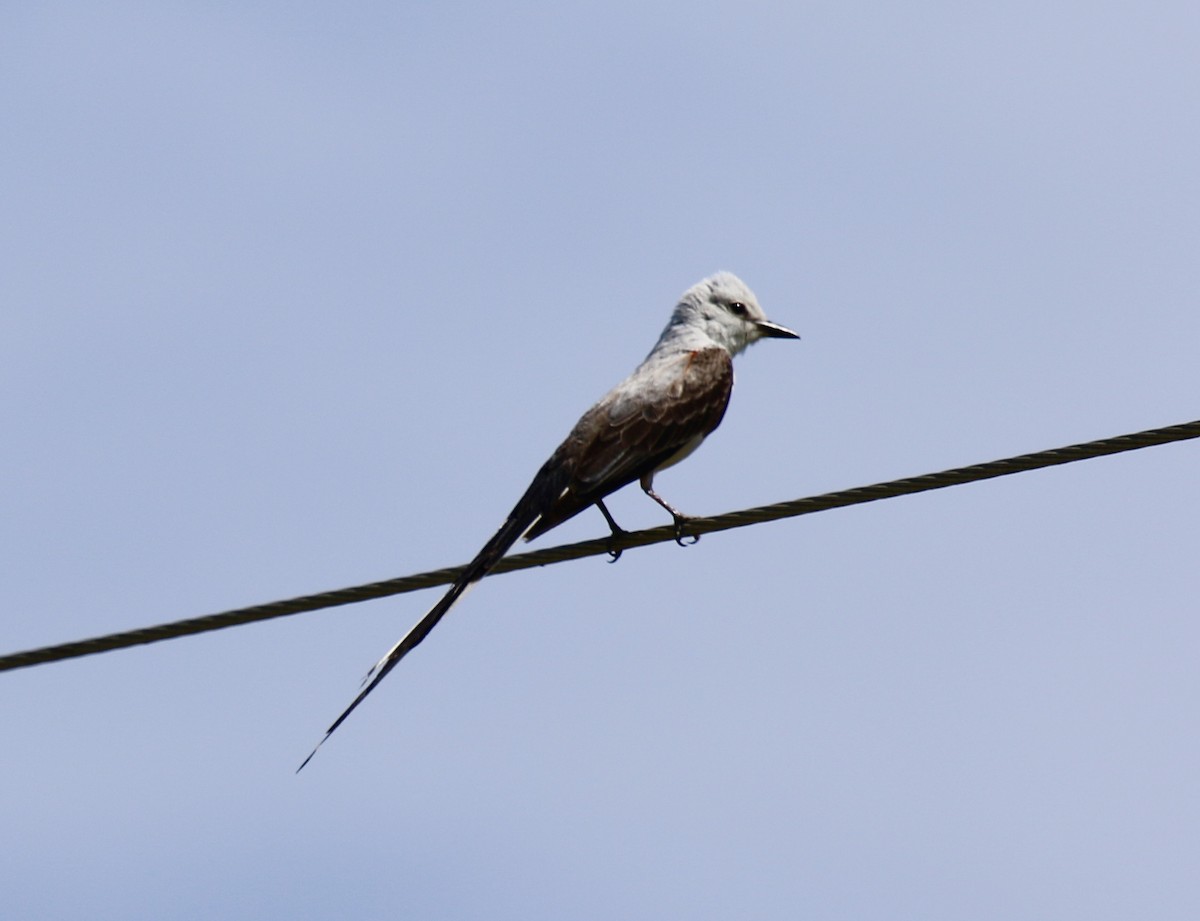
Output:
[
  {"left": 595, "top": 499, "right": 629, "bottom": 562},
  {"left": 639, "top": 475, "right": 699, "bottom": 547}
]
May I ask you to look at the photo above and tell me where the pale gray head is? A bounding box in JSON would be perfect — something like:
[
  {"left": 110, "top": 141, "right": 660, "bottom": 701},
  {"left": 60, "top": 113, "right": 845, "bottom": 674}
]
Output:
[{"left": 662, "top": 271, "right": 799, "bottom": 356}]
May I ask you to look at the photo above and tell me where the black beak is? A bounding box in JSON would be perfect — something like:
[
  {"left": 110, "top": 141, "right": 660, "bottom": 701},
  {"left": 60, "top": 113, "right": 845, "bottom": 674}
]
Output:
[{"left": 755, "top": 319, "right": 800, "bottom": 340}]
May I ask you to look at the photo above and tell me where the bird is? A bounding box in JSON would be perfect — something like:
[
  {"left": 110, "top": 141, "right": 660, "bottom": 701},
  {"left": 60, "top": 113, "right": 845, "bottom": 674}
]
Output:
[{"left": 298, "top": 271, "right": 798, "bottom": 770}]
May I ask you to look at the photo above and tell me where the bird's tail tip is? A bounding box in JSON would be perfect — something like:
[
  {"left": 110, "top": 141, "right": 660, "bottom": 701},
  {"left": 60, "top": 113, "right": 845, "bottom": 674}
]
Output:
[{"left": 296, "top": 736, "right": 327, "bottom": 773}]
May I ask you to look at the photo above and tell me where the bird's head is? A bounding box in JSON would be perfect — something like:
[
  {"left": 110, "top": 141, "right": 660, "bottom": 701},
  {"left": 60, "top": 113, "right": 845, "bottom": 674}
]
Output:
[{"left": 670, "top": 272, "right": 799, "bottom": 356}]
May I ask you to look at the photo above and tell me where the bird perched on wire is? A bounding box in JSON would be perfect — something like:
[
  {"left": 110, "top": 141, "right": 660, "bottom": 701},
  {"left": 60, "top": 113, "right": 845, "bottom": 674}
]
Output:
[{"left": 299, "top": 271, "right": 798, "bottom": 770}]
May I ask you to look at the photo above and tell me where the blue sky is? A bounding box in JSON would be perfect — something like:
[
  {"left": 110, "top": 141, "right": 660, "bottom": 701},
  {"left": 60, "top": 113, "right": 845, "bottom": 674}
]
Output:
[{"left": 4, "top": 3, "right": 1199, "bottom": 919}]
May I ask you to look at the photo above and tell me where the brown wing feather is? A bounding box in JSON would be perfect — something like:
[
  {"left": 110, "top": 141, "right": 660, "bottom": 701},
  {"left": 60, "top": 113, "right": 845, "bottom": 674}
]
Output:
[{"left": 524, "top": 347, "right": 733, "bottom": 539}]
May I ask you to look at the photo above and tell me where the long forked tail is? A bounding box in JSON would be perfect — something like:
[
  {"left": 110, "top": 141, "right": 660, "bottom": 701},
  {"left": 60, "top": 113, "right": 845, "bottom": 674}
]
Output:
[{"left": 297, "top": 481, "right": 552, "bottom": 772}]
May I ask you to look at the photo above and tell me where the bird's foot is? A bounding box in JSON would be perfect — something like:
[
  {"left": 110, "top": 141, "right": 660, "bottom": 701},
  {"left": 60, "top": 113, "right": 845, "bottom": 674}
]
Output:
[
  {"left": 606, "top": 526, "right": 630, "bottom": 563},
  {"left": 672, "top": 514, "right": 700, "bottom": 547},
  {"left": 595, "top": 499, "right": 630, "bottom": 562}
]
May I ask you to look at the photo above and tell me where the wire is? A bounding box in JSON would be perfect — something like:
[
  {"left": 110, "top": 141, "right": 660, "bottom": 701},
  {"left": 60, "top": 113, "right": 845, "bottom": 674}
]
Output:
[{"left": 2, "top": 418, "right": 1197, "bottom": 674}]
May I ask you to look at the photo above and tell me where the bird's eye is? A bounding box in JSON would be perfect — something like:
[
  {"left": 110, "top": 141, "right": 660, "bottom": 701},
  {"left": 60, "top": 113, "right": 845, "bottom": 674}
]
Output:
[{"left": 728, "top": 301, "right": 749, "bottom": 317}]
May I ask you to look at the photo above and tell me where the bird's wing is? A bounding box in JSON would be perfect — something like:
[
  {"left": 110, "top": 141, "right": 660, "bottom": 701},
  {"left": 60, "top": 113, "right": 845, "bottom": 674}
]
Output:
[{"left": 525, "top": 347, "right": 733, "bottom": 538}]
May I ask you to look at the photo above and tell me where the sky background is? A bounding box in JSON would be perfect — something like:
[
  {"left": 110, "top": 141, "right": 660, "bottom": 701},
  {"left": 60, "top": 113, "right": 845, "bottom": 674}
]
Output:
[{"left": 3, "top": 2, "right": 1199, "bottom": 918}]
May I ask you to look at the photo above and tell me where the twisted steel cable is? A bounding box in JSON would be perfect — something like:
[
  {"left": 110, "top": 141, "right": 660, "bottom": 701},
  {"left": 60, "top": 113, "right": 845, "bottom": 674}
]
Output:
[{"left": 2, "top": 418, "right": 1196, "bottom": 673}]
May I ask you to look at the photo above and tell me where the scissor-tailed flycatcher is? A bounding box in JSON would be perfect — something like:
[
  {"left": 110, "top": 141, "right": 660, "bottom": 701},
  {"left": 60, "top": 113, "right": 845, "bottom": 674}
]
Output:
[{"left": 298, "top": 271, "right": 798, "bottom": 770}]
